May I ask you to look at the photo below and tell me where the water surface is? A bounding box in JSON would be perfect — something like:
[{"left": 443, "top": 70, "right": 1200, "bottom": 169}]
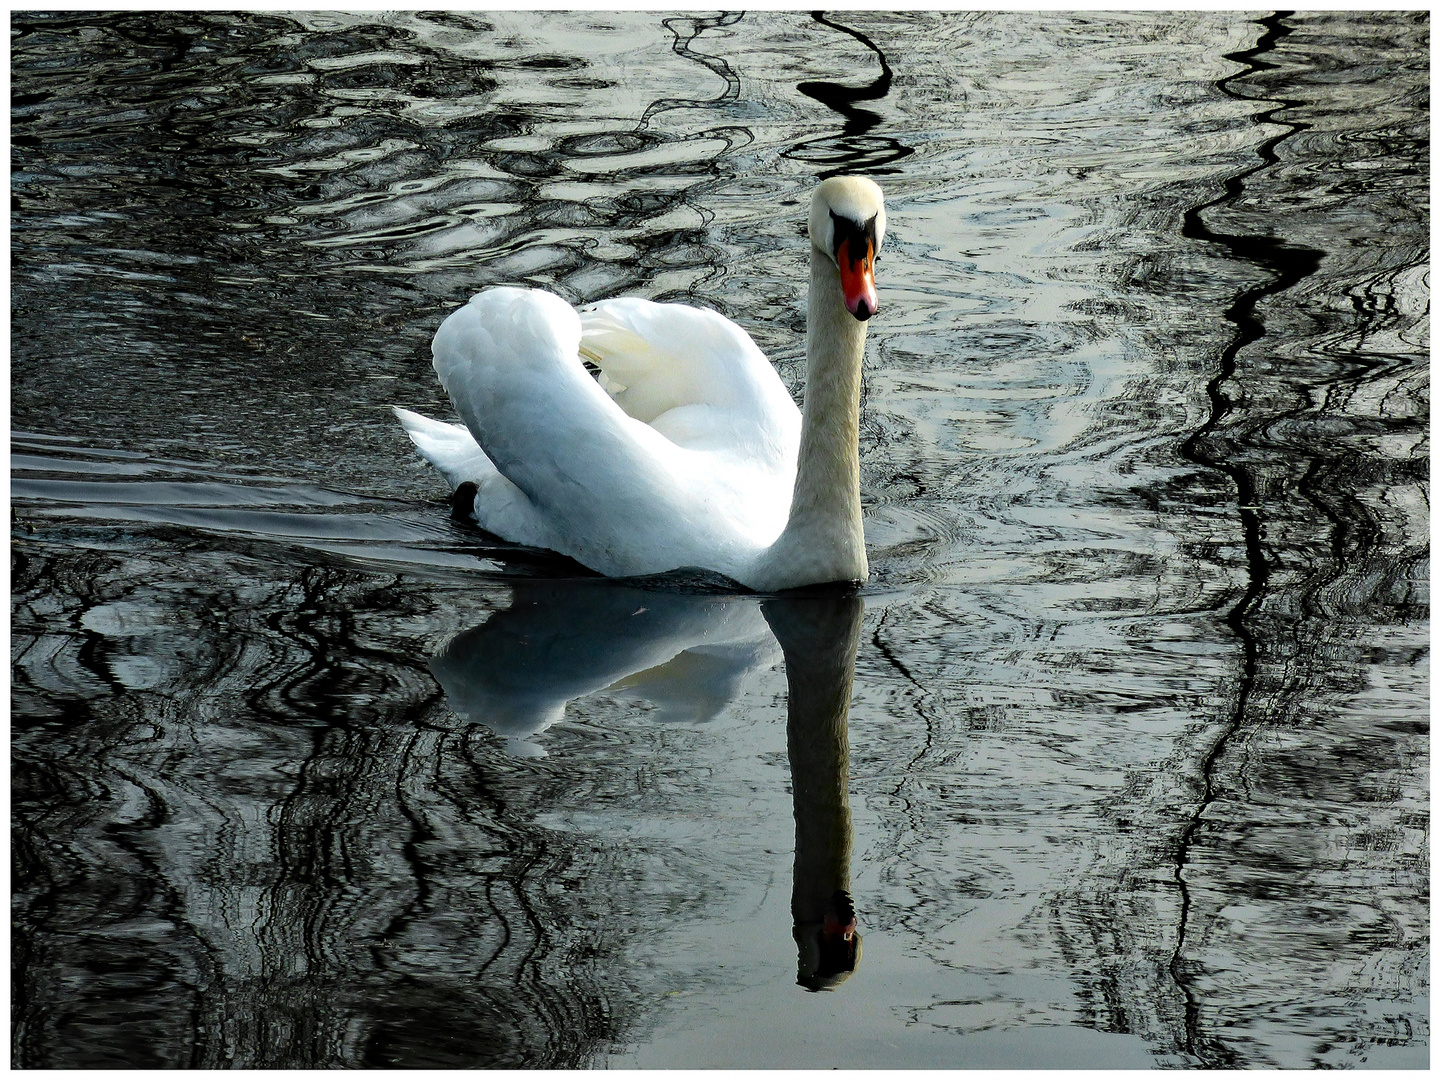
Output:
[{"left": 11, "top": 10, "right": 1429, "bottom": 1068}]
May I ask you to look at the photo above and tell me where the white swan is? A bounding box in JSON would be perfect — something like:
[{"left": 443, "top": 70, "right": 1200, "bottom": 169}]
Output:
[{"left": 394, "top": 176, "right": 885, "bottom": 591}]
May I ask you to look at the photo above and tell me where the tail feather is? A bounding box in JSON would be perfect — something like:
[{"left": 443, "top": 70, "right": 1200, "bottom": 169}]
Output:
[{"left": 392, "top": 406, "right": 494, "bottom": 491}]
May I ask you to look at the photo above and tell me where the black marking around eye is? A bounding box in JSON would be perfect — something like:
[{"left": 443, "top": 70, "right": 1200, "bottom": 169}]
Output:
[{"left": 830, "top": 210, "right": 878, "bottom": 268}]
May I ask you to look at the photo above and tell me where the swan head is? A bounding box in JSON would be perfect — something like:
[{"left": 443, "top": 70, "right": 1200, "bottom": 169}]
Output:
[
  {"left": 795, "top": 889, "right": 863, "bottom": 991},
  {"left": 809, "top": 176, "right": 886, "bottom": 322}
]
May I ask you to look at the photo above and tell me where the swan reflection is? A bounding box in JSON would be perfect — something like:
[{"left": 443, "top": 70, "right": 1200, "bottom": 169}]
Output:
[
  {"left": 764, "top": 593, "right": 864, "bottom": 991},
  {"left": 429, "top": 580, "right": 777, "bottom": 757},
  {"left": 430, "top": 582, "right": 864, "bottom": 990}
]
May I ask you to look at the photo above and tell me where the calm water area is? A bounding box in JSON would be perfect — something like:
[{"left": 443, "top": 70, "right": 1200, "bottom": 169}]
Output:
[{"left": 11, "top": 10, "right": 1429, "bottom": 1069}]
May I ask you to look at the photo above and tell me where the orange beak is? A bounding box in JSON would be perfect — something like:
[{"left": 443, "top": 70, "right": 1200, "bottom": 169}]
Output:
[
  {"left": 824, "top": 909, "right": 858, "bottom": 940},
  {"left": 836, "top": 236, "right": 878, "bottom": 321}
]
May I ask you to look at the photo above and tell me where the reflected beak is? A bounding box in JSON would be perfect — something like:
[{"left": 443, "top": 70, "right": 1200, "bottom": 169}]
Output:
[{"left": 837, "top": 236, "right": 878, "bottom": 321}]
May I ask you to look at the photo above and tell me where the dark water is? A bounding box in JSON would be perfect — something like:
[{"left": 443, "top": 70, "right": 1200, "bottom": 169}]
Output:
[{"left": 11, "top": 10, "right": 1429, "bottom": 1069}]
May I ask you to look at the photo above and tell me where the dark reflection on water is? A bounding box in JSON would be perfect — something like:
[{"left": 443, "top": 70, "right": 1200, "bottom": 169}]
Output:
[
  {"left": 12, "top": 9, "right": 1429, "bottom": 1069},
  {"left": 786, "top": 12, "right": 915, "bottom": 176},
  {"left": 1162, "top": 13, "right": 1430, "bottom": 1065},
  {"left": 766, "top": 595, "right": 865, "bottom": 992},
  {"left": 430, "top": 581, "right": 778, "bottom": 757}
]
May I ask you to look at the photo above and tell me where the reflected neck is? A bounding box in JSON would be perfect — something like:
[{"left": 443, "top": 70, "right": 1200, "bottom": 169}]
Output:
[
  {"left": 769, "top": 594, "right": 860, "bottom": 919},
  {"left": 765, "top": 594, "right": 863, "bottom": 991}
]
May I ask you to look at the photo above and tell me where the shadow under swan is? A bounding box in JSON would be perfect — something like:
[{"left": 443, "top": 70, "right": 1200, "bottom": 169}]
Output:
[{"left": 429, "top": 581, "right": 864, "bottom": 990}]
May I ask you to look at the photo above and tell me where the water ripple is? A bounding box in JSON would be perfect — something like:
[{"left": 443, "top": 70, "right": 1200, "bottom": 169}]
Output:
[{"left": 11, "top": 9, "right": 1428, "bottom": 1070}]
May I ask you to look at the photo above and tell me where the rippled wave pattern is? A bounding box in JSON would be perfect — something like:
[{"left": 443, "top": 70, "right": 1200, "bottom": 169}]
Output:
[{"left": 12, "top": 10, "right": 1428, "bottom": 1069}]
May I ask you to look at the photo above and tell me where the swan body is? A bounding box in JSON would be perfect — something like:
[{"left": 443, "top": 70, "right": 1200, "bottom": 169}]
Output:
[{"left": 396, "top": 176, "right": 886, "bottom": 591}]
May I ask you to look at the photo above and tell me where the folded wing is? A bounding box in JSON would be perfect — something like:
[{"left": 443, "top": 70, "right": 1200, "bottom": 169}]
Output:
[{"left": 578, "top": 297, "right": 799, "bottom": 468}]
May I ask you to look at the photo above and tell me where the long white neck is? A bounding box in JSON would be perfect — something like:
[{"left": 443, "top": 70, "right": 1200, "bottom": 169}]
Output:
[{"left": 748, "top": 248, "right": 869, "bottom": 592}]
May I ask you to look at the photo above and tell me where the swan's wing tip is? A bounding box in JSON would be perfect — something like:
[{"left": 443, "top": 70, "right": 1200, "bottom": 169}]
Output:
[
  {"left": 390, "top": 406, "right": 494, "bottom": 490},
  {"left": 391, "top": 404, "right": 429, "bottom": 433}
]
